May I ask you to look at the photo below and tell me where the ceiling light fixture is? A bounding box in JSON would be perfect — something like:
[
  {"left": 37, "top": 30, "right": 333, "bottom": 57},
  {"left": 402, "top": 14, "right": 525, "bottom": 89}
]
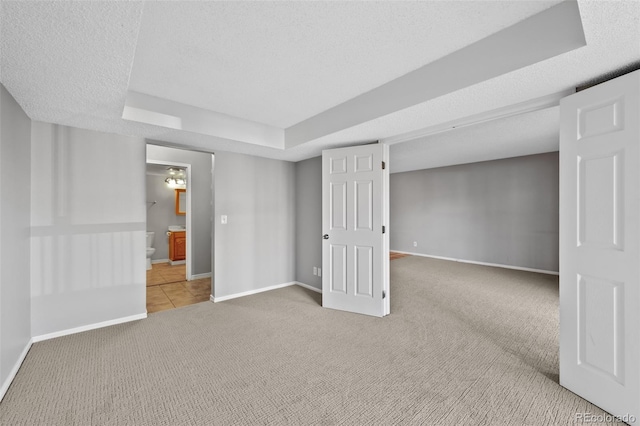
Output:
[{"left": 165, "top": 167, "right": 186, "bottom": 189}]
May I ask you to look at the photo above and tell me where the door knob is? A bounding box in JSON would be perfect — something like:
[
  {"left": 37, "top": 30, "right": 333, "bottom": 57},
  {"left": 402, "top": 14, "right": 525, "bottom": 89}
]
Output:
[{"left": 323, "top": 234, "right": 329, "bottom": 240}]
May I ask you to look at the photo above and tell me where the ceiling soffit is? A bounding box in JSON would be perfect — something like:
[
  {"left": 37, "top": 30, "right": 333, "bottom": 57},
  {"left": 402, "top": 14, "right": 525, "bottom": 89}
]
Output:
[
  {"left": 123, "top": 1, "right": 584, "bottom": 153},
  {"left": 2, "top": 1, "right": 638, "bottom": 170},
  {"left": 285, "top": 1, "right": 584, "bottom": 148}
]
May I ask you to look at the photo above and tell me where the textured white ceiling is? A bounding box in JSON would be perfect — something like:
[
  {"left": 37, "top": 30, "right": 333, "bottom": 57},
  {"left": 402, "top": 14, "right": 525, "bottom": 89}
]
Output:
[
  {"left": 0, "top": 1, "right": 144, "bottom": 124},
  {"left": 128, "top": 0, "right": 560, "bottom": 128},
  {"left": 1, "top": 0, "right": 639, "bottom": 171},
  {"left": 308, "top": 0, "right": 640, "bottom": 149}
]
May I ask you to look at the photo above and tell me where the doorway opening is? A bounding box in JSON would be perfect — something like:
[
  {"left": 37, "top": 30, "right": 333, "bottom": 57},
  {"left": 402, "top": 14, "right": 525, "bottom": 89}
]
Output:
[
  {"left": 145, "top": 144, "right": 214, "bottom": 313},
  {"left": 146, "top": 161, "right": 191, "bottom": 278}
]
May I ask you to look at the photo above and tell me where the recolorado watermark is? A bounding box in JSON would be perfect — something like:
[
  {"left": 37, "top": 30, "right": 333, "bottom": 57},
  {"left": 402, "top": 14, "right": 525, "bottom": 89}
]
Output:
[{"left": 575, "top": 412, "right": 636, "bottom": 424}]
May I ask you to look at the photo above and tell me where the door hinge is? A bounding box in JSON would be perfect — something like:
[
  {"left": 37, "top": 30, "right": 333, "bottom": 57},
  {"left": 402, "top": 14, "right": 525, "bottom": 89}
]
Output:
[
  {"left": 382, "top": 225, "right": 385, "bottom": 234},
  {"left": 382, "top": 291, "right": 386, "bottom": 299},
  {"left": 382, "top": 161, "right": 386, "bottom": 170}
]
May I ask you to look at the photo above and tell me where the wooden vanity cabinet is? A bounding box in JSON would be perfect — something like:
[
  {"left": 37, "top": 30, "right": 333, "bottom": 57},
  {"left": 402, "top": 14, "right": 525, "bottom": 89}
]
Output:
[{"left": 169, "top": 231, "right": 186, "bottom": 261}]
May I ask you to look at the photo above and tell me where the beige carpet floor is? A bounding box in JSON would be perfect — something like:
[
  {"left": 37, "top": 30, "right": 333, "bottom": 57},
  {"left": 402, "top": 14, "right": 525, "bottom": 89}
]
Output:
[{"left": 0, "top": 256, "right": 620, "bottom": 425}]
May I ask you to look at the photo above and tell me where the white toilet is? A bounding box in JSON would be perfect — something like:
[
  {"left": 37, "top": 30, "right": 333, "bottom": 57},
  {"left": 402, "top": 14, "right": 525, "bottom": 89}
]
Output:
[{"left": 146, "top": 232, "right": 156, "bottom": 270}]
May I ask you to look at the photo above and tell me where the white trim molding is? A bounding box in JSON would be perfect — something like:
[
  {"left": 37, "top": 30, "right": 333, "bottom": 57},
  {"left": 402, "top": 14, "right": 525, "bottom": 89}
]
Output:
[
  {"left": 295, "top": 282, "right": 322, "bottom": 293},
  {"left": 0, "top": 338, "right": 33, "bottom": 402},
  {"left": 212, "top": 282, "right": 297, "bottom": 302},
  {"left": 210, "top": 281, "right": 322, "bottom": 304},
  {"left": 392, "top": 250, "right": 559, "bottom": 276},
  {"left": 190, "top": 272, "right": 212, "bottom": 280},
  {"left": 32, "top": 313, "right": 147, "bottom": 343},
  {"left": 151, "top": 259, "right": 170, "bottom": 264}
]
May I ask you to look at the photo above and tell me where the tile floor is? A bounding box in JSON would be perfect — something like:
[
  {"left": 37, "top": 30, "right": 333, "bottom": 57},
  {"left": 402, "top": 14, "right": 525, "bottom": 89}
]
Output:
[
  {"left": 146, "top": 262, "right": 188, "bottom": 287},
  {"left": 146, "top": 263, "right": 211, "bottom": 314}
]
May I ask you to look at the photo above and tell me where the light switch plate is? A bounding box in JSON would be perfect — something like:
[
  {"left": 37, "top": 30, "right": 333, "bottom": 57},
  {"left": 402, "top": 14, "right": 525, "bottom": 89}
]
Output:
[{"left": 221, "top": 215, "right": 227, "bottom": 224}]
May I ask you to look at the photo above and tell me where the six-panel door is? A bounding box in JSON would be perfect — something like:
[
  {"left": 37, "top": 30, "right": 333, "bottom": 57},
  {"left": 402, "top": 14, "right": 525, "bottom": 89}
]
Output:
[
  {"left": 559, "top": 70, "right": 640, "bottom": 422},
  {"left": 322, "top": 144, "right": 389, "bottom": 317}
]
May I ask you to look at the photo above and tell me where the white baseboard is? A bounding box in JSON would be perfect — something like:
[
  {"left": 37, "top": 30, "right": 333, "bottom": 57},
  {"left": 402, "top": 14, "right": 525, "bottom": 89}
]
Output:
[
  {"left": 0, "top": 338, "right": 33, "bottom": 402},
  {"left": 169, "top": 260, "right": 186, "bottom": 266},
  {"left": 191, "top": 272, "right": 212, "bottom": 280},
  {"left": 151, "top": 259, "right": 169, "bottom": 264},
  {"left": 209, "top": 282, "right": 322, "bottom": 304},
  {"left": 392, "top": 250, "right": 559, "bottom": 276},
  {"left": 212, "top": 282, "right": 297, "bottom": 302},
  {"left": 295, "top": 281, "right": 322, "bottom": 293},
  {"left": 32, "top": 313, "right": 147, "bottom": 343}
]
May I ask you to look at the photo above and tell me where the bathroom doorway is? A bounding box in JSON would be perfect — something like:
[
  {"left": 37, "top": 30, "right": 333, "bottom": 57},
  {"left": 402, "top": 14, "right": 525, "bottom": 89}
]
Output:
[
  {"left": 145, "top": 144, "right": 214, "bottom": 313},
  {"left": 145, "top": 161, "right": 191, "bottom": 278}
]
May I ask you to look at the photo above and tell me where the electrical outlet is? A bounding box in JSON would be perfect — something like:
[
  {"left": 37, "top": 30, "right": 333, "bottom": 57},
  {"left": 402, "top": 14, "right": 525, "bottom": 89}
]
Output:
[
  {"left": 413, "top": 241, "right": 418, "bottom": 247},
  {"left": 317, "top": 268, "right": 321, "bottom": 277},
  {"left": 313, "top": 267, "right": 317, "bottom": 276}
]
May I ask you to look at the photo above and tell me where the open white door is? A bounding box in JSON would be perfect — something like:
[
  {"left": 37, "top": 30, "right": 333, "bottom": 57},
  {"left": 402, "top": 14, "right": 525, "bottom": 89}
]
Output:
[
  {"left": 322, "top": 143, "right": 389, "bottom": 317},
  {"left": 560, "top": 69, "right": 640, "bottom": 423}
]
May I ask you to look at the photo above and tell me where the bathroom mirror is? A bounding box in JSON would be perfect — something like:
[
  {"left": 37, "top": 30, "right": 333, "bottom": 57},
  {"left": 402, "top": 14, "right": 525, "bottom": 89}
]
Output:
[{"left": 175, "top": 189, "right": 186, "bottom": 215}]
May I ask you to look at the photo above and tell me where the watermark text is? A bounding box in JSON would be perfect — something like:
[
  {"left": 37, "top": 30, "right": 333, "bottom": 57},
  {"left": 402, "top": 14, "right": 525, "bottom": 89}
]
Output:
[{"left": 575, "top": 412, "right": 636, "bottom": 424}]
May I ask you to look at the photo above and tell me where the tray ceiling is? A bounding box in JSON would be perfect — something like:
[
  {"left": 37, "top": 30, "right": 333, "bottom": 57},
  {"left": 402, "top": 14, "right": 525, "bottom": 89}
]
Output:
[{"left": 1, "top": 1, "right": 639, "bottom": 171}]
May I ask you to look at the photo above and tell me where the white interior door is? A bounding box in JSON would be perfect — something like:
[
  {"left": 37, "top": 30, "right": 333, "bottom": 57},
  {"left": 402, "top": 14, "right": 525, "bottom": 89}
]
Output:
[
  {"left": 322, "top": 143, "right": 389, "bottom": 317},
  {"left": 560, "top": 69, "right": 640, "bottom": 422}
]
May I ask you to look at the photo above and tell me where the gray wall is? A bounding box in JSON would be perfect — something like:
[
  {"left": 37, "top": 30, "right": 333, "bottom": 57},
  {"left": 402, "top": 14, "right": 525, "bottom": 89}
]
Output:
[
  {"left": 390, "top": 152, "right": 559, "bottom": 272},
  {"left": 145, "top": 173, "right": 186, "bottom": 261},
  {"left": 0, "top": 84, "right": 32, "bottom": 393},
  {"left": 31, "top": 123, "right": 147, "bottom": 336},
  {"left": 294, "top": 156, "right": 322, "bottom": 290},
  {"left": 146, "top": 145, "right": 212, "bottom": 276},
  {"left": 214, "top": 152, "right": 295, "bottom": 297}
]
